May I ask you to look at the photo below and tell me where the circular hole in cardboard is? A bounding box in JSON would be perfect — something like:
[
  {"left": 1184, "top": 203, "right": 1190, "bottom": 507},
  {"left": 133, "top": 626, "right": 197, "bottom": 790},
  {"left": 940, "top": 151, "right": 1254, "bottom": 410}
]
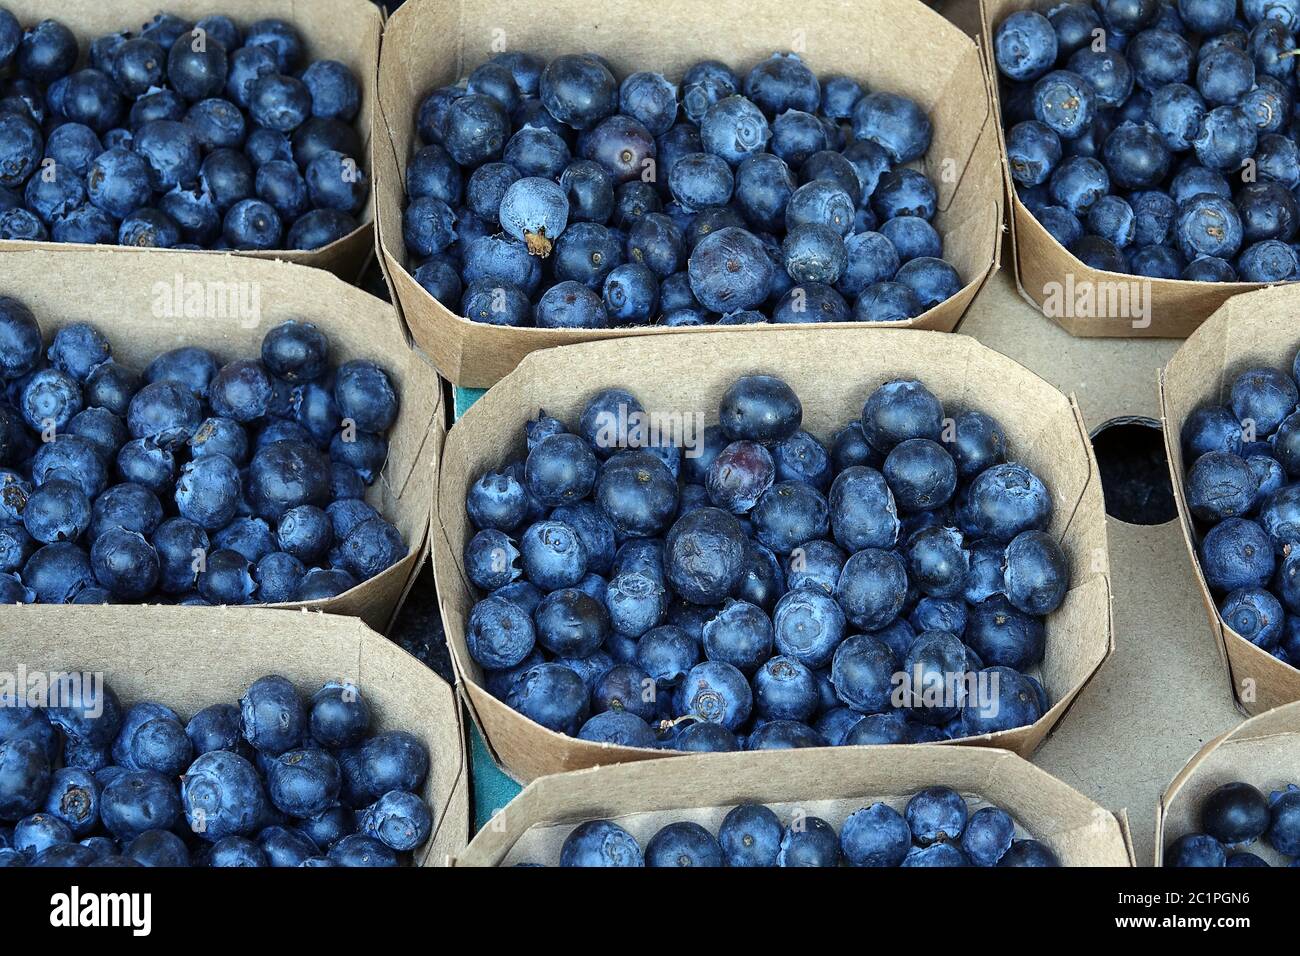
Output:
[{"left": 1090, "top": 416, "right": 1177, "bottom": 526}]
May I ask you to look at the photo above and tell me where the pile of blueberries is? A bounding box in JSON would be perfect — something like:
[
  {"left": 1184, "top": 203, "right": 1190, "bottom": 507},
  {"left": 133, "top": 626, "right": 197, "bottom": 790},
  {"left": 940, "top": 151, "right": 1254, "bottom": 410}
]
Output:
[
  {"left": 404, "top": 51, "right": 964, "bottom": 328},
  {"left": 0, "top": 675, "right": 434, "bottom": 867},
  {"left": 1182, "top": 349, "right": 1300, "bottom": 667},
  {"left": 995, "top": 1, "right": 1300, "bottom": 282},
  {"left": 1167, "top": 780, "right": 1300, "bottom": 866},
  {"left": 539, "top": 787, "right": 1060, "bottom": 867},
  {"left": 0, "top": 9, "right": 368, "bottom": 250},
  {"left": 463, "top": 374, "right": 1067, "bottom": 751},
  {"left": 0, "top": 296, "right": 406, "bottom": 606}
]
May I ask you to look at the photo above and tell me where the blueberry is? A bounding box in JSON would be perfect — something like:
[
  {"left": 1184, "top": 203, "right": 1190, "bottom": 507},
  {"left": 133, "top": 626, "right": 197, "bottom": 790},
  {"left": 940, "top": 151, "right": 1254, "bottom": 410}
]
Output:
[
  {"left": 965, "top": 593, "right": 1047, "bottom": 670},
  {"left": 1187, "top": 450, "right": 1259, "bottom": 522},
  {"left": 1219, "top": 586, "right": 1283, "bottom": 648},
  {"left": 960, "top": 806, "right": 1017, "bottom": 866},
  {"left": 0, "top": 297, "right": 41, "bottom": 378},
  {"left": 132, "top": 119, "right": 202, "bottom": 191},
  {"left": 905, "top": 787, "right": 968, "bottom": 846},
  {"left": 194, "top": 147, "right": 253, "bottom": 211},
  {"left": 851, "top": 91, "right": 932, "bottom": 164},
  {"left": 89, "top": 528, "right": 159, "bottom": 600},
  {"left": 1191, "top": 105, "right": 1258, "bottom": 173},
  {"left": 960, "top": 665, "right": 1044, "bottom": 736},
  {"left": 559, "top": 819, "right": 642, "bottom": 867},
  {"left": 1167, "top": 832, "right": 1227, "bottom": 867},
  {"left": 1202, "top": 517, "right": 1274, "bottom": 592},
  {"left": 579, "top": 115, "right": 654, "bottom": 184},
  {"left": 841, "top": 803, "right": 910, "bottom": 867},
  {"left": 16, "top": 19, "right": 77, "bottom": 84},
  {"left": 1030, "top": 70, "right": 1096, "bottom": 140},
  {"left": 514, "top": 663, "right": 589, "bottom": 735},
  {"left": 0, "top": 739, "right": 51, "bottom": 822},
  {"left": 223, "top": 198, "right": 283, "bottom": 250},
  {"left": 1129, "top": 28, "right": 1195, "bottom": 90},
  {"left": 1201, "top": 782, "right": 1271, "bottom": 846},
  {"left": 358, "top": 790, "right": 432, "bottom": 852},
  {"left": 150, "top": 515, "right": 204, "bottom": 590},
  {"left": 100, "top": 770, "right": 181, "bottom": 842},
  {"left": 185, "top": 704, "right": 241, "bottom": 757},
  {"left": 539, "top": 55, "right": 617, "bottom": 131},
  {"left": 668, "top": 152, "right": 733, "bottom": 210},
  {"left": 23, "top": 546, "right": 96, "bottom": 606},
  {"left": 306, "top": 150, "right": 367, "bottom": 214},
  {"left": 1006, "top": 120, "right": 1064, "bottom": 187},
  {"left": 1237, "top": 180, "right": 1300, "bottom": 244},
  {"left": 1002, "top": 530, "right": 1069, "bottom": 615},
  {"left": 1267, "top": 785, "right": 1300, "bottom": 856},
  {"left": 467, "top": 594, "right": 537, "bottom": 669},
  {"left": 995, "top": 10, "right": 1059, "bottom": 81},
  {"left": 1068, "top": 46, "right": 1135, "bottom": 110}
]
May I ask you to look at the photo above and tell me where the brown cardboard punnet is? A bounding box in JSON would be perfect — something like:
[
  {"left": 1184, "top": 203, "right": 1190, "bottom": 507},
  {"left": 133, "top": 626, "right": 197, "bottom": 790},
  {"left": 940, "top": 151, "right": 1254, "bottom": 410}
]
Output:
[
  {"left": 0, "top": 605, "right": 469, "bottom": 865},
  {"left": 0, "top": 247, "right": 442, "bottom": 633},
  {"left": 455, "top": 744, "right": 1133, "bottom": 866},
  {"left": 979, "top": 0, "right": 1264, "bottom": 339},
  {"left": 0, "top": 1, "right": 381, "bottom": 280},
  {"left": 1160, "top": 285, "right": 1300, "bottom": 716},
  {"left": 1154, "top": 701, "right": 1300, "bottom": 866},
  {"left": 374, "top": 0, "right": 1005, "bottom": 388},
  {"left": 434, "top": 327, "right": 1114, "bottom": 783}
]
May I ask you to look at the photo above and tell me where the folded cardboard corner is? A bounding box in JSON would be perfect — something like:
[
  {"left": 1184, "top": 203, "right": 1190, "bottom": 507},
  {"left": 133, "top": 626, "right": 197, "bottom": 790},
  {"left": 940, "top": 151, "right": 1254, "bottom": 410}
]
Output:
[
  {"left": 0, "top": 247, "right": 441, "bottom": 632},
  {"left": 0, "top": 0, "right": 382, "bottom": 280},
  {"left": 1160, "top": 285, "right": 1300, "bottom": 716},
  {"left": 435, "top": 327, "right": 1113, "bottom": 783},
  {"left": 978, "top": 0, "right": 1268, "bottom": 339},
  {"left": 1154, "top": 700, "right": 1300, "bottom": 866},
  {"left": 375, "top": 0, "right": 1004, "bottom": 388},
  {"left": 454, "top": 744, "right": 1133, "bottom": 866},
  {"left": 0, "top": 605, "right": 470, "bottom": 865}
]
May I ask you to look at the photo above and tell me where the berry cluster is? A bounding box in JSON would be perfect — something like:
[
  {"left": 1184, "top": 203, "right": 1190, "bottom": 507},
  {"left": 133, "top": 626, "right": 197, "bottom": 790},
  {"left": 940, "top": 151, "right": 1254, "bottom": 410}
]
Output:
[
  {"left": 1182, "top": 350, "right": 1300, "bottom": 668},
  {"left": 0, "top": 297, "right": 406, "bottom": 606},
  {"left": 538, "top": 787, "right": 1059, "bottom": 867},
  {"left": 0, "top": 9, "right": 367, "bottom": 250},
  {"left": 405, "top": 51, "right": 963, "bottom": 328},
  {"left": 462, "top": 374, "right": 1068, "bottom": 751},
  {"left": 995, "top": 1, "right": 1300, "bottom": 282},
  {"left": 0, "top": 676, "right": 434, "bottom": 867},
  {"left": 1167, "top": 780, "right": 1300, "bottom": 866}
]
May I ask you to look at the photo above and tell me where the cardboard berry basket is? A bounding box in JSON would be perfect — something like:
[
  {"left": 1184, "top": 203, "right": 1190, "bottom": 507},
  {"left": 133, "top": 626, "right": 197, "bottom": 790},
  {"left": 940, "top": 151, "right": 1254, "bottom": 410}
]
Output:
[
  {"left": 1154, "top": 700, "right": 1300, "bottom": 866},
  {"left": 0, "top": 247, "right": 442, "bottom": 633},
  {"left": 979, "top": 0, "right": 1264, "bottom": 338},
  {"left": 374, "top": 0, "right": 1005, "bottom": 388},
  {"left": 0, "top": 604, "right": 470, "bottom": 865},
  {"left": 433, "top": 327, "right": 1114, "bottom": 783},
  {"left": 455, "top": 744, "right": 1134, "bottom": 865},
  {"left": 0, "top": 0, "right": 381, "bottom": 280},
  {"left": 1161, "top": 285, "right": 1300, "bottom": 716}
]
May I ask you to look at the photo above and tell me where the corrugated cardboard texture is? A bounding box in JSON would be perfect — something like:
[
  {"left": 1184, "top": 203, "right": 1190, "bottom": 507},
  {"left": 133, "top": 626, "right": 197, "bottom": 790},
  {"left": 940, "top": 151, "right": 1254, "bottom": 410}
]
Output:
[
  {"left": 1154, "top": 701, "right": 1300, "bottom": 866},
  {"left": 374, "top": 0, "right": 1004, "bottom": 387},
  {"left": 0, "top": 248, "right": 442, "bottom": 632},
  {"left": 456, "top": 744, "right": 1132, "bottom": 866},
  {"left": 979, "top": 0, "right": 1268, "bottom": 338},
  {"left": 434, "top": 326, "right": 1113, "bottom": 782},
  {"left": 0, "top": 604, "right": 469, "bottom": 865},
  {"left": 0, "top": 1, "right": 381, "bottom": 280},
  {"left": 1160, "top": 285, "right": 1300, "bottom": 715}
]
